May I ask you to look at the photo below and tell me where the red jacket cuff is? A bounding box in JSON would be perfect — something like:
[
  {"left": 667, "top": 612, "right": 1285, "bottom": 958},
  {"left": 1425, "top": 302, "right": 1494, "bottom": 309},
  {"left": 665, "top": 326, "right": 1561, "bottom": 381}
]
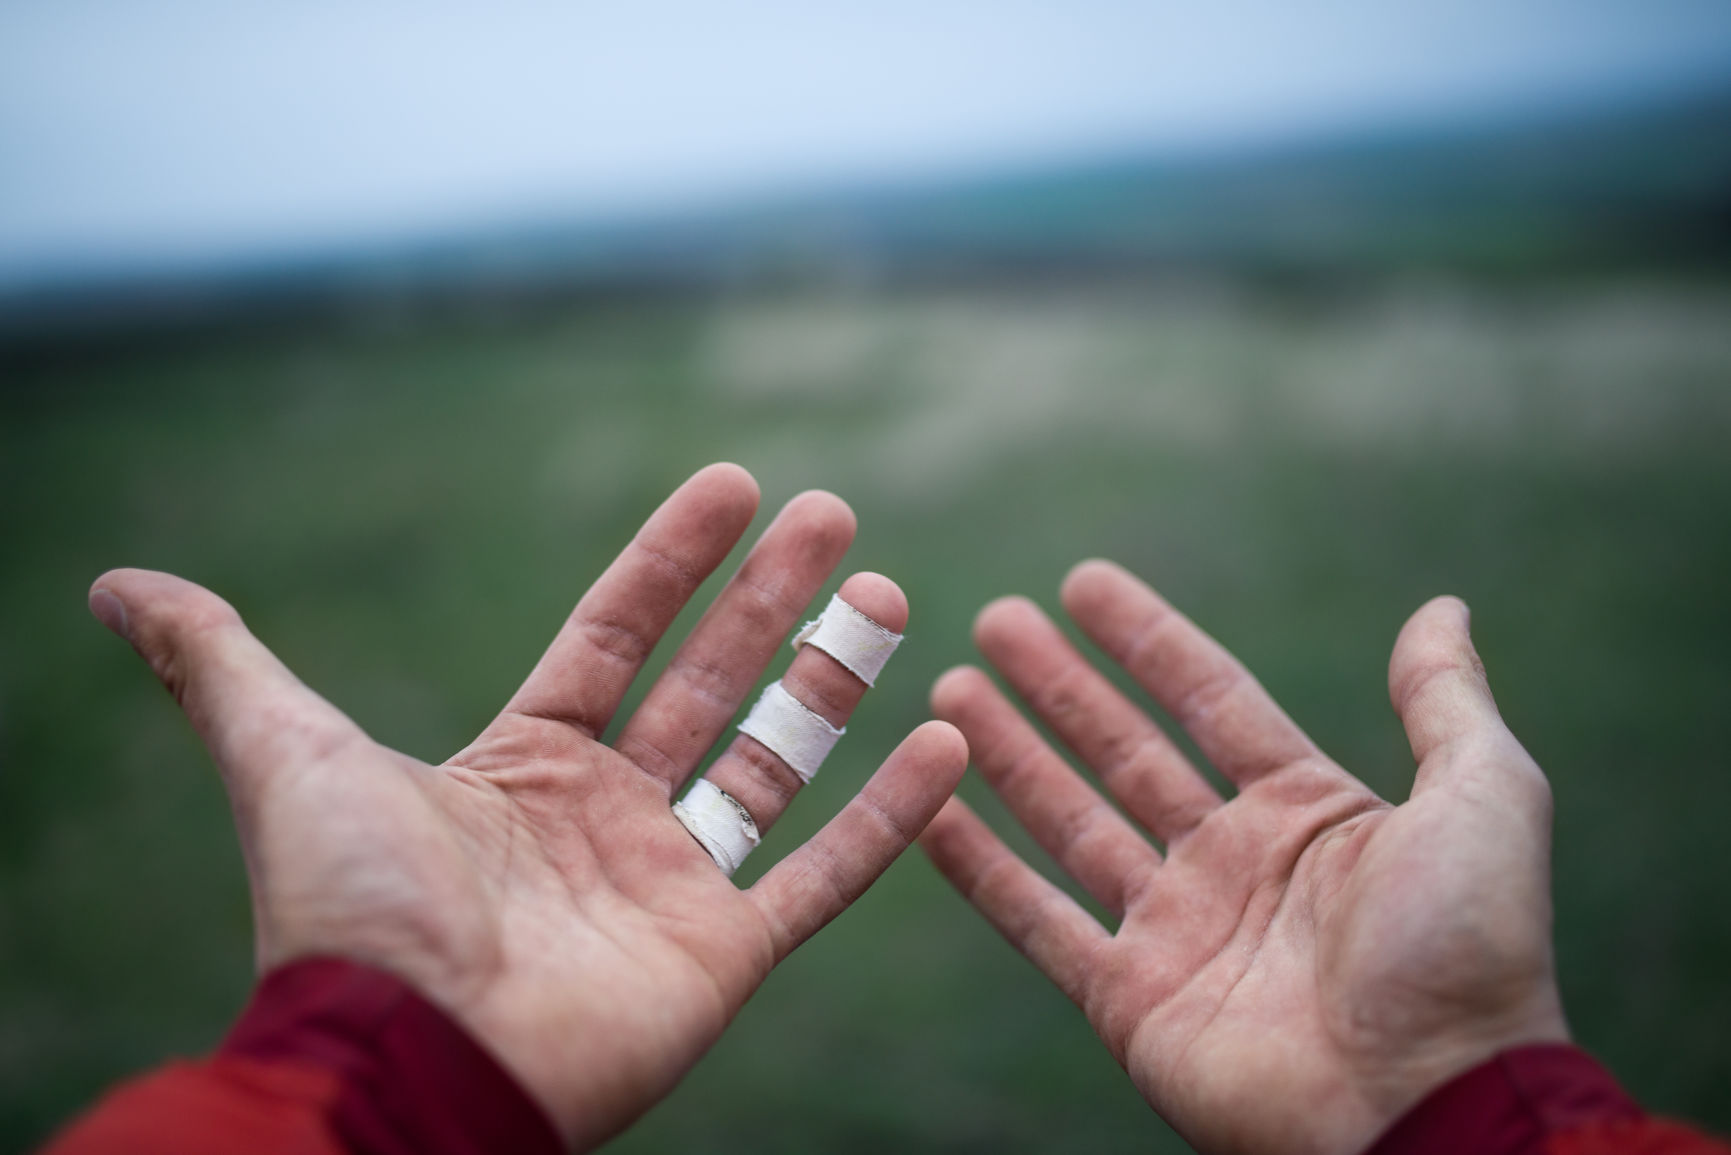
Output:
[
  {"left": 1364, "top": 1044, "right": 1643, "bottom": 1155},
  {"left": 222, "top": 956, "right": 563, "bottom": 1155}
]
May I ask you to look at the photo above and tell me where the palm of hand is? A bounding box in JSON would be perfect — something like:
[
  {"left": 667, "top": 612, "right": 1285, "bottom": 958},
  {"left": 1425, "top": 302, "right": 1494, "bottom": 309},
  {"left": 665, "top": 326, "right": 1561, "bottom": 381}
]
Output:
[
  {"left": 1118, "top": 768, "right": 1560, "bottom": 1154},
  {"left": 246, "top": 719, "right": 772, "bottom": 1140},
  {"left": 924, "top": 562, "right": 1567, "bottom": 1155},
  {"left": 91, "top": 465, "right": 966, "bottom": 1150}
]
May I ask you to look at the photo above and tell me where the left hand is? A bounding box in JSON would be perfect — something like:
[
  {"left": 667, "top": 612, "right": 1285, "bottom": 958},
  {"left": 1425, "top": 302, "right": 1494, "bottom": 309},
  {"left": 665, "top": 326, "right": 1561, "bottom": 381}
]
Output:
[{"left": 89, "top": 463, "right": 967, "bottom": 1150}]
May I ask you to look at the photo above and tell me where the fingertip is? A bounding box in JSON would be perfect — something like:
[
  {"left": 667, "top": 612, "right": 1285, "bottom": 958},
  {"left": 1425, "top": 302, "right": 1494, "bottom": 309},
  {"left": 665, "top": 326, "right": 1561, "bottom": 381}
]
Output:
[
  {"left": 879, "top": 721, "right": 968, "bottom": 814},
  {"left": 1059, "top": 557, "right": 1129, "bottom": 614},
  {"left": 1423, "top": 593, "right": 1469, "bottom": 622},
  {"left": 686, "top": 462, "right": 762, "bottom": 523},
  {"left": 86, "top": 568, "right": 239, "bottom": 639},
  {"left": 90, "top": 567, "right": 129, "bottom": 595},
  {"left": 1411, "top": 593, "right": 1468, "bottom": 621},
  {"left": 1389, "top": 595, "right": 1488, "bottom": 713},
  {"left": 88, "top": 582, "right": 129, "bottom": 639},
  {"left": 972, "top": 595, "right": 1040, "bottom": 650},
  {"left": 89, "top": 566, "right": 154, "bottom": 602},
  {"left": 1394, "top": 596, "right": 1474, "bottom": 662},
  {"left": 909, "top": 718, "right": 970, "bottom": 775},
  {"left": 1389, "top": 596, "right": 1533, "bottom": 791},
  {"left": 786, "top": 487, "right": 858, "bottom": 537},
  {"left": 89, "top": 568, "right": 133, "bottom": 603},
  {"left": 694, "top": 460, "right": 760, "bottom": 497},
  {"left": 929, "top": 664, "right": 984, "bottom": 717},
  {"left": 78, "top": 570, "right": 269, "bottom": 729},
  {"left": 836, "top": 570, "right": 906, "bottom": 633},
  {"left": 1441, "top": 594, "right": 1471, "bottom": 630}
]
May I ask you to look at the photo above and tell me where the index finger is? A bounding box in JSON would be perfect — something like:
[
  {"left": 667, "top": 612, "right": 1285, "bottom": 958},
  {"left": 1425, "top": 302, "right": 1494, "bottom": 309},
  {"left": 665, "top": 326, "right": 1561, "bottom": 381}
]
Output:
[{"left": 495, "top": 463, "right": 761, "bottom": 740}]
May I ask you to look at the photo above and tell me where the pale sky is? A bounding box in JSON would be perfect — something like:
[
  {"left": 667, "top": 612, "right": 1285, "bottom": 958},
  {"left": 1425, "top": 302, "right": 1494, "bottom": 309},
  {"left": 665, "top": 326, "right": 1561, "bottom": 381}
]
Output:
[{"left": 3, "top": 0, "right": 1730, "bottom": 289}]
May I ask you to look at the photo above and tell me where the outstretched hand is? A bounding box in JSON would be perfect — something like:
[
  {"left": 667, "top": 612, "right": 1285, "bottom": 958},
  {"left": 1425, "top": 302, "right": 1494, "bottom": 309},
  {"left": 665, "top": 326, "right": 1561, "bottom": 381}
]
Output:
[
  {"left": 89, "top": 463, "right": 967, "bottom": 1151},
  {"left": 921, "top": 560, "right": 1568, "bottom": 1155}
]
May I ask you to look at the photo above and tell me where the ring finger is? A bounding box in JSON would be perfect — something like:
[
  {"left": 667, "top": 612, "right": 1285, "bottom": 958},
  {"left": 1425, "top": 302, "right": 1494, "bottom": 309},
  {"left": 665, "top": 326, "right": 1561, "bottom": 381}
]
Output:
[{"left": 691, "top": 571, "right": 907, "bottom": 847}]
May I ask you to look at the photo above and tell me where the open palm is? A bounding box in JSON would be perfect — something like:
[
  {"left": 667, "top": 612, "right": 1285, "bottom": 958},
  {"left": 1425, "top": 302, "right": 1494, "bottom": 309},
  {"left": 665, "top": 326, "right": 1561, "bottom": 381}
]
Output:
[
  {"left": 90, "top": 464, "right": 966, "bottom": 1151},
  {"left": 921, "top": 560, "right": 1568, "bottom": 1155}
]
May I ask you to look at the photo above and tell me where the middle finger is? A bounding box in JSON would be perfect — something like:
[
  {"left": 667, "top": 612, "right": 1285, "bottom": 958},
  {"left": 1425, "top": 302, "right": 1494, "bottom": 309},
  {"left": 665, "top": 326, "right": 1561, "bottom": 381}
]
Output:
[
  {"left": 614, "top": 489, "right": 856, "bottom": 793},
  {"left": 974, "top": 595, "right": 1224, "bottom": 846}
]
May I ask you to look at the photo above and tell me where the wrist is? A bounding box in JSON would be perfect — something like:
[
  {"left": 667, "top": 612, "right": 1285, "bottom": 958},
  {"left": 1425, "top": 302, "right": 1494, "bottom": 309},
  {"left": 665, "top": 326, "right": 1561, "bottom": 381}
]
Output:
[
  {"left": 224, "top": 956, "right": 564, "bottom": 1155},
  {"left": 1362, "top": 1043, "right": 1641, "bottom": 1155},
  {"left": 1347, "top": 994, "right": 1572, "bottom": 1149}
]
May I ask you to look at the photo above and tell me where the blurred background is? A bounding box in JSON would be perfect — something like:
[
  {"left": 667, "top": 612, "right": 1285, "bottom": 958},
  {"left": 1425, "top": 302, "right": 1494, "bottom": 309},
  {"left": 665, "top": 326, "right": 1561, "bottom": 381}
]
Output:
[{"left": 3, "top": 2, "right": 1730, "bottom": 1150}]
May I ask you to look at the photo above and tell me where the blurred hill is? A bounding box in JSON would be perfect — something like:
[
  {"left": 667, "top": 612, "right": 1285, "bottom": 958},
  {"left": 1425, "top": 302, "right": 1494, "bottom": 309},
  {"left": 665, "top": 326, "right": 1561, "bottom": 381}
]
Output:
[{"left": 4, "top": 83, "right": 1729, "bottom": 353}]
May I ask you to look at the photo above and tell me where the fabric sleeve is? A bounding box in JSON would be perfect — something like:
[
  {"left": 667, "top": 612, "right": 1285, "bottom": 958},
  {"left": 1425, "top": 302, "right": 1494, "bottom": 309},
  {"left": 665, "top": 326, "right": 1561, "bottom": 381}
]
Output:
[
  {"left": 1365, "top": 1043, "right": 1730, "bottom": 1155},
  {"left": 40, "top": 956, "right": 563, "bottom": 1155}
]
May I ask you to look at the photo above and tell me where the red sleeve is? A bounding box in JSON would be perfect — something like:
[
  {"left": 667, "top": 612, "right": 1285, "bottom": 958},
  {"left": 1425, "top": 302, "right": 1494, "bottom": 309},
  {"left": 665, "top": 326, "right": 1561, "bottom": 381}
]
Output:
[
  {"left": 1365, "top": 1044, "right": 1730, "bottom": 1155},
  {"left": 40, "top": 957, "right": 563, "bottom": 1155}
]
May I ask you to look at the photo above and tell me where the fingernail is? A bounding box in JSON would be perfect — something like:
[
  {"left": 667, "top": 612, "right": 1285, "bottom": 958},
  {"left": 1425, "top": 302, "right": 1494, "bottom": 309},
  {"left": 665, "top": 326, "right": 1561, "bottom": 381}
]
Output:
[{"left": 90, "top": 588, "right": 129, "bottom": 639}]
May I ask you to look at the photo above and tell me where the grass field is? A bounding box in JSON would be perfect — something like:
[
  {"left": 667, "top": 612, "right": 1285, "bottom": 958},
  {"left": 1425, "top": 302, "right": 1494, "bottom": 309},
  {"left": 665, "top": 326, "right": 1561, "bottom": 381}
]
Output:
[{"left": 3, "top": 276, "right": 1729, "bottom": 1151}]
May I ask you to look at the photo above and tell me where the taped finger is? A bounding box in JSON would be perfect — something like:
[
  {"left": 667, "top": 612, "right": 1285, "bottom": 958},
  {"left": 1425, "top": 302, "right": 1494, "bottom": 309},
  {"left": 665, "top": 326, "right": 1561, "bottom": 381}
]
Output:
[
  {"left": 672, "top": 573, "right": 907, "bottom": 876},
  {"left": 672, "top": 778, "right": 760, "bottom": 877}
]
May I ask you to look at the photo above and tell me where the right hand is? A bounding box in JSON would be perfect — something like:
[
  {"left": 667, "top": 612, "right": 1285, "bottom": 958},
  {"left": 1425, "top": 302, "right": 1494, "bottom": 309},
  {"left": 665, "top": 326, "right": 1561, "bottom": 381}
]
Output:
[{"left": 921, "top": 560, "right": 1569, "bottom": 1154}]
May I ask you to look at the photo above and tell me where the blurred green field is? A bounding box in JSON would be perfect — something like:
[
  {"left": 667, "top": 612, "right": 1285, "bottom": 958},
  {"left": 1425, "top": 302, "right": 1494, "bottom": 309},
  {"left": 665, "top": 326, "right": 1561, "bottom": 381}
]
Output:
[{"left": 3, "top": 277, "right": 1730, "bottom": 1151}]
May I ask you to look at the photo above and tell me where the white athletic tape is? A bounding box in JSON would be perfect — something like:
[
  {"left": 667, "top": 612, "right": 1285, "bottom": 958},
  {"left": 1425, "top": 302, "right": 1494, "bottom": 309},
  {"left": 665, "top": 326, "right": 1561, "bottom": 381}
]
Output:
[
  {"left": 791, "top": 593, "right": 904, "bottom": 686},
  {"left": 737, "top": 679, "right": 844, "bottom": 783},
  {"left": 672, "top": 777, "right": 760, "bottom": 877}
]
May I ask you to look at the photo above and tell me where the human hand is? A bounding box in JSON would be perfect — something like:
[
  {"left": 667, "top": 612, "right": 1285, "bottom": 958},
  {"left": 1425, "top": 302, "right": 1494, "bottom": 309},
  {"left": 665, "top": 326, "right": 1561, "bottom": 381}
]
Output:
[
  {"left": 920, "top": 560, "right": 1568, "bottom": 1155},
  {"left": 88, "top": 463, "right": 967, "bottom": 1151}
]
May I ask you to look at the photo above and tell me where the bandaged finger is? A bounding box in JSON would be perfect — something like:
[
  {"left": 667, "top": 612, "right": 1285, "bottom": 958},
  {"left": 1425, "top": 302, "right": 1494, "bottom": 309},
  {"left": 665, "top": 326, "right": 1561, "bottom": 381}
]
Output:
[
  {"left": 672, "top": 777, "right": 760, "bottom": 877},
  {"left": 791, "top": 592, "right": 905, "bottom": 686},
  {"left": 737, "top": 679, "right": 844, "bottom": 784},
  {"left": 675, "top": 593, "right": 905, "bottom": 876}
]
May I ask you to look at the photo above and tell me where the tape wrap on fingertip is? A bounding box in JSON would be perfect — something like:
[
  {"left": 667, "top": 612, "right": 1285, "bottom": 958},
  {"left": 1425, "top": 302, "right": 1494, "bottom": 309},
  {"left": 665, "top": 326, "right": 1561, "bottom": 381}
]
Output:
[
  {"left": 672, "top": 777, "right": 760, "bottom": 877},
  {"left": 791, "top": 593, "right": 904, "bottom": 686},
  {"left": 737, "top": 679, "right": 843, "bottom": 783}
]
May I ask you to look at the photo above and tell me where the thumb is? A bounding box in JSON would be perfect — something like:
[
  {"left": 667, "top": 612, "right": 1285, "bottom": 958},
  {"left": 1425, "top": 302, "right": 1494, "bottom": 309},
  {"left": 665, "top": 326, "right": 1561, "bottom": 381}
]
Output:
[
  {"left": 89, "top": 568, "right": 368, "bottom": 808},
  {"left": 1388, "top": 596, "right": 1547, "bottom": 804}
]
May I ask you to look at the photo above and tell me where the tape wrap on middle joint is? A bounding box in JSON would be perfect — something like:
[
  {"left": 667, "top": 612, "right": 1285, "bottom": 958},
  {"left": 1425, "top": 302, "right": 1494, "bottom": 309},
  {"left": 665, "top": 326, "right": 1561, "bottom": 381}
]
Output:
[
  {"left": 675, "top": 595, "right": 902, "bottom": 877},
  {"left": 737, "top": 679, "right": 844, "bottom": 784}
]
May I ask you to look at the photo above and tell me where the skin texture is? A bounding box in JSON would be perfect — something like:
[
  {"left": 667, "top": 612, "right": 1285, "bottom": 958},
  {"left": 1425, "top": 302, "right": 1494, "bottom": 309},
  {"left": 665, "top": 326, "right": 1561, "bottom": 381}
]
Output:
[
  {"left": 921, "top": 560, "right": 1570, "bottom": 1155},
  {"left": 87, "top": 463, "right": 968, "bottom": 1151}
]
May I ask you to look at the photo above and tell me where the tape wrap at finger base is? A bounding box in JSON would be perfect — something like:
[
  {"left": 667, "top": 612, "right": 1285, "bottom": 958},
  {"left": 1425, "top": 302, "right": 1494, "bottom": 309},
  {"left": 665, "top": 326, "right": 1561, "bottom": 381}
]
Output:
[{"left": 672, "top": 777, "right": 760, "bottom": 877}]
